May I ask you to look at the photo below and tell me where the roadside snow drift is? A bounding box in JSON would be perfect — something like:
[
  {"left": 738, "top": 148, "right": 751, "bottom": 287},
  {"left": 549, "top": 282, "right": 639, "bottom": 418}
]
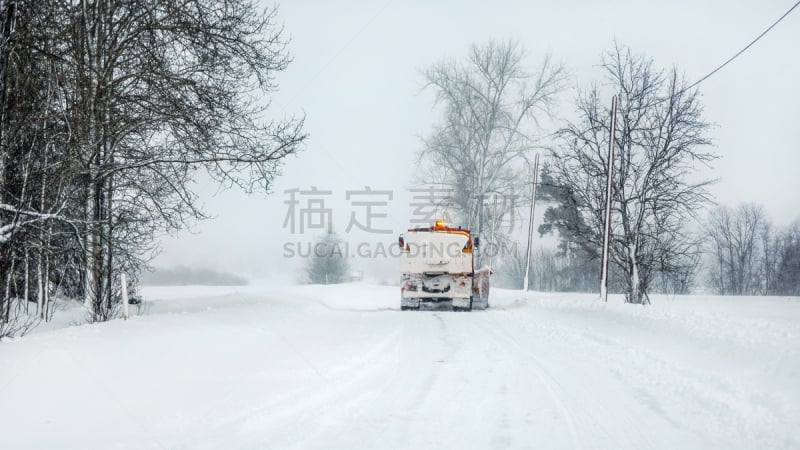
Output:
[{"left": 1, "top": 284, "right": 798, "bottom": 450}]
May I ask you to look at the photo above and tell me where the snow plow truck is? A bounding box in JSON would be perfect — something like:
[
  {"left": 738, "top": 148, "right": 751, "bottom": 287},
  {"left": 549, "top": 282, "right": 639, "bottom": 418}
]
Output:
[{"left": 399, "top": 221, "right": 490, "bottom": 311}]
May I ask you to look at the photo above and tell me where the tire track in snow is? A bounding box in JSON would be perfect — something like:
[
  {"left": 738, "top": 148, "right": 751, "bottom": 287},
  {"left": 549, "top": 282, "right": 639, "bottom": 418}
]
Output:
[
  {"left": 177, "top": 310, "right": 404, "bottom": 449},
  {"left": 489, "top": 298, "right": 797, "bottom": 450},
  {"left": 312, "top": 310, "right": 504, "bottom": 449},
  {"left": 467, "top": 313, "right": 585, "bottom": 450},
  {"left": 484, "top": 310, "right": 657, "bottom": 450},
  {"left": 267, "top": 311, "right": 458, "bottom": 450}
]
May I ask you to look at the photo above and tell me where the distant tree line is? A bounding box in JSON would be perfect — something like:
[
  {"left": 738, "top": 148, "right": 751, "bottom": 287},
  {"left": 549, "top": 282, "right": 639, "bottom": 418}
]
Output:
[
  {"left": 706, "top": 203, "right": 799, "bottom": 296},
  {"left": 0, "top": 0, "right": 305, "bottom": 336},
  {"left": 140, "top": 266, "right": 249, "bottom": 287},
  {"left": 498, "top": 201, "right": 799, "bottom": 297}
]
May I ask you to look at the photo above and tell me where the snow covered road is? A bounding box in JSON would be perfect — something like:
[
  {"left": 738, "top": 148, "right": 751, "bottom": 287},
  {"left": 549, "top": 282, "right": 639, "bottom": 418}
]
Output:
[{"left": 1, "top": 284, "right": 798, "bottom": 449}]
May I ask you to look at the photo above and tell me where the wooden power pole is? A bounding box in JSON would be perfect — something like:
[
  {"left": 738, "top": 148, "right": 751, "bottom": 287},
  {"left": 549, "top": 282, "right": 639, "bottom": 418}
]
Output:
[
  {"left": 523, "top": 153, "right": 540, "bottom": 293},
  {"left": 600, "top": 95, "right": 618, "bottom": 302}
]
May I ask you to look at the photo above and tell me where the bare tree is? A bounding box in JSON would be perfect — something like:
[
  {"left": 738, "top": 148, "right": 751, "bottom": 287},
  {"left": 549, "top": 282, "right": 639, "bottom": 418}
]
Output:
[
  {"left": 1, "top": 0, "right": 306, "bottom": 333},
  {"left": 706, "top": 204, "right": 766, "bottom": 295},
  {"left": 63, "top": 0, "right": 306, "bottom": 321},
  {"left": 417, "top": 39, "right": 566, "bottom": 259},
  {"left": 0, "top": 0, "right": 83, "bottom": 333},
  {"left": 542, "top": 45, "right": 716, "bottom": 304},
  {"left": 706, "top": 204, "right": 792, "bottom": 296},
  {"left": 775, "top": 220, "right": 800, "bottom": 296}
]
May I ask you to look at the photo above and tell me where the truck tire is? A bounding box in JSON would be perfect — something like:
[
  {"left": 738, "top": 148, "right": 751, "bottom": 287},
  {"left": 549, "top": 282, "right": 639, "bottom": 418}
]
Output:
[
  {"left": 452, "top": 296, "right": 472, "bottom": 312},
  {"left": 453, "top": 299, "right": 472, "bottom": 312}
]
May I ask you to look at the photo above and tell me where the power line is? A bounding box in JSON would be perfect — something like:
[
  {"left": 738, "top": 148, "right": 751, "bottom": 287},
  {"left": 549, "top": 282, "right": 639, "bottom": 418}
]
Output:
[{"left": 686, "top": 0, "right": 800, "bottom": 91}]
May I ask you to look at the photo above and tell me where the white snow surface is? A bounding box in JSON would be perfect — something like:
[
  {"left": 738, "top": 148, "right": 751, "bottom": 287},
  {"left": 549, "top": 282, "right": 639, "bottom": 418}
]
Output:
[{"left": 1, "top": 284, "right": 799, "bottom": 450}]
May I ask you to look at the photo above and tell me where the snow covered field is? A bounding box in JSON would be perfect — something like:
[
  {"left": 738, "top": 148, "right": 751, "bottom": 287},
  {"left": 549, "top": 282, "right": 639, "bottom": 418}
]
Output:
[{"left": 1, "top": 284, "right": 798, "bottom": 450}]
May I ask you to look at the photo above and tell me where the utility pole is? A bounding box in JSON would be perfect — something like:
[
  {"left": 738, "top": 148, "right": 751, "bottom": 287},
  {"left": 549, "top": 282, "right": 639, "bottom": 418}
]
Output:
[
  {"left": 600, "top": 95, "right": 618, "bottom": 302},
  {"left": 523, "top": 153, "right": 540, "bottom": 293},
  {"left": 489, "top": 194, "right": 498, "bottom": 271}
]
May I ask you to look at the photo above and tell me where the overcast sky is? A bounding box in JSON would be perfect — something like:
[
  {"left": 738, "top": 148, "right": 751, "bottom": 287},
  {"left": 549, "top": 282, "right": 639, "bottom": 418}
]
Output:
[{"left": 153, "top": 0, "right": 800, "bottom": 281}]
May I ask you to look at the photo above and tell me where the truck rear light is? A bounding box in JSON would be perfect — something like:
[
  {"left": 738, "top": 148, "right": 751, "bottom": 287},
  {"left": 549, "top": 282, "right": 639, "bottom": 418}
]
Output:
[{"left": 460, "top": 281, "right": 466, "bottom": 287}]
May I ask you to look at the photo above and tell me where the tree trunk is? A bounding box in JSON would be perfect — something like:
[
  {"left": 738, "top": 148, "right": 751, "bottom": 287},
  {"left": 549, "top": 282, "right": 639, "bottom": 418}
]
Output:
[
  {"left": 3, "top": 255, "right": 13, "bottom": 322},
  {"left": 43, "top": 254, "right": 50, "bottom": 322},
  {"left": 37, "top": 250, "right": 43, "bottom": 319},
  {"left": 23, "top": 248, "right": 29, "bottom": 314},
  {"left": 84, "top": 192, "right": 93, "bottom": 311},
  {"left": 105, "top": 173, "right": 113, "bottom": 313},
  {"left": 627, "top": 243, "right": 642, "bottom": 304}
]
